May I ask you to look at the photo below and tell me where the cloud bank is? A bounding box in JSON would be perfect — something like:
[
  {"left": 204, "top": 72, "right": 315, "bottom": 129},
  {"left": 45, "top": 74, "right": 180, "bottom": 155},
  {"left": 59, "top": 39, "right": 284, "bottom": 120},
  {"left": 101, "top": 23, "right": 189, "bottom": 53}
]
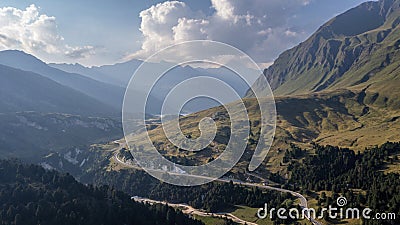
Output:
[
  {"left": 0, "top": 4, "right": 96, "bottom": 62},
  {"left": 130, "top": 0, "right": 313, "bottom": 65}
]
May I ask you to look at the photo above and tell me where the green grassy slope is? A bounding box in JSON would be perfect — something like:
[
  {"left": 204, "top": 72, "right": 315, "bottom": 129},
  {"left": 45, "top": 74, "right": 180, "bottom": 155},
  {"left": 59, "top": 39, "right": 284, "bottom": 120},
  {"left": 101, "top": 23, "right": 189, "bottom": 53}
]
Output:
[
  {"left": 249, "top": 0, "right": 400, "bottom": 99},
  {"left": 121, "top": 0, "right": 400, "bottom": 176},
  {"left": 124, "top": 88, "right": 399, "bottom": 173}
]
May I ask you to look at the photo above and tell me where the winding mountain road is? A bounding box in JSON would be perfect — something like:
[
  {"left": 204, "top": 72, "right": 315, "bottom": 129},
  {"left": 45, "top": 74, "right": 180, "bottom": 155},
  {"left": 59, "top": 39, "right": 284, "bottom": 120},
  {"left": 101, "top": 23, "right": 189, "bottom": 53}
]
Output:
[
  {"left": 113, "top": 142, "right": 322, "bottom": 225},
  {"left": 133, "top": 196, "right": 258, "bottom": 225}
]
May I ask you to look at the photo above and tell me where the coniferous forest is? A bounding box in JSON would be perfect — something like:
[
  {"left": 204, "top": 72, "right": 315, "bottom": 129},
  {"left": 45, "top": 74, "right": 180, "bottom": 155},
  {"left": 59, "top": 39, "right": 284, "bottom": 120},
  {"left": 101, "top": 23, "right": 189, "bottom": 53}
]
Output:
[
  {"left": 0, "top": 160, "right": 204, "bottom": 225},
  {"left": 286, "top": 142, "right": 400, "bottom": 224}
]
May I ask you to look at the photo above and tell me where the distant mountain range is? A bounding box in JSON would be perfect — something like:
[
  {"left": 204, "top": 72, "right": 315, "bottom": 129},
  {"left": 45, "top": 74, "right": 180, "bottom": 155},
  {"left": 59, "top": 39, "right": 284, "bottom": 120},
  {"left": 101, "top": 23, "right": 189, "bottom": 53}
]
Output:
[
  {"left": 0, "top": 50, "right": 252, "bottom": 116},
  {"left": 50, "top": 57, "right": 252, "bottom": 113},
  {"left": 0, "top": 50, "right": 125, "bottom": 111},
  {"left": 0, "top": 64, "right": 115, "bottom": 116},
  {"left": 0, "top": 48, "right": 256, "bottom": 162},
  {"left": 50, "top": 59, "right": 143, "bottom": 88}
]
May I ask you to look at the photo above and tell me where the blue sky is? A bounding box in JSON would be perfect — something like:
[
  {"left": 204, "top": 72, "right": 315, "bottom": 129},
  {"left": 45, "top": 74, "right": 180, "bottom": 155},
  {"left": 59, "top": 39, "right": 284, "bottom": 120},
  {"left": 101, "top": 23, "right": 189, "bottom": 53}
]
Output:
[{"left": 0, "top": 0, "right": 370, "bottom": 66}]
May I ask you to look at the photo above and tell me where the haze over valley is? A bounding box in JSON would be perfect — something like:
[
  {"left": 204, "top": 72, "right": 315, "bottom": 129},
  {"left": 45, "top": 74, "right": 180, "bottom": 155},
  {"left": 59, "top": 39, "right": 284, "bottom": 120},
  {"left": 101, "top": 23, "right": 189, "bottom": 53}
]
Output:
[{"left": 0, "top": 0, "right": 399, "bottom": 225}]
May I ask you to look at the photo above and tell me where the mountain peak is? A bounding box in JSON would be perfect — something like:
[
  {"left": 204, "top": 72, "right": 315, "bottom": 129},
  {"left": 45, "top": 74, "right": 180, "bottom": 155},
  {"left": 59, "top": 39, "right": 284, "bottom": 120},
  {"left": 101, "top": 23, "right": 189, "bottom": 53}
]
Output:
[
  {"left": 249, "top": 0, "right": 400, "bottom": 98},
  {"left": 0, "top": 50, "right": 46, "bottom": 67},
  {"left": 316, "top": 0, "right": 395, "bottom": 39}
]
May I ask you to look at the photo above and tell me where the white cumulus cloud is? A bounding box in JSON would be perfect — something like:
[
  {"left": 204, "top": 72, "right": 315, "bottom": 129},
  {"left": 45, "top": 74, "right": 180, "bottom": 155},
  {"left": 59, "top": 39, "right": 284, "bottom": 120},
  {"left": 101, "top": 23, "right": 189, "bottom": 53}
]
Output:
[
  {"left": 0, "top": 4, "right": 96, "bottom": 61},
  {"left": 130, "top": 0, "right": 312, "bottom": 65}
]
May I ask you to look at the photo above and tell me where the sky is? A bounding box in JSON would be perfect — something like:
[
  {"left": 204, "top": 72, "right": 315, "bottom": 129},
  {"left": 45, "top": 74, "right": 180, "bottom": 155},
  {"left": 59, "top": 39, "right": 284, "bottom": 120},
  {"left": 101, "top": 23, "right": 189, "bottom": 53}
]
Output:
[{"left": 0, "top": 0, "right": 371, "bottom": 67}]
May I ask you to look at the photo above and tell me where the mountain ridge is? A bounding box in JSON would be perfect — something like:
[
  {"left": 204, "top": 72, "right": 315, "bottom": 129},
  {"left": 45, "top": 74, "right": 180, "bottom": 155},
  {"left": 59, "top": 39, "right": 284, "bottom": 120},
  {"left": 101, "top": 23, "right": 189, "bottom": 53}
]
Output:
[
  {"left": 0, "top": 50, "right": 124, "bottom": 110},
  {"left": 128, "top": 0, "right": 400, "bottom": 174},
  {"left": 0, "top": 63, "right": 115, "bottom": 116},
  {"left": 248, "top": 0, "right": 400, "bottom": 101},
  {"left": 51, "top": 58, "right": 253, "bottom": 113}
]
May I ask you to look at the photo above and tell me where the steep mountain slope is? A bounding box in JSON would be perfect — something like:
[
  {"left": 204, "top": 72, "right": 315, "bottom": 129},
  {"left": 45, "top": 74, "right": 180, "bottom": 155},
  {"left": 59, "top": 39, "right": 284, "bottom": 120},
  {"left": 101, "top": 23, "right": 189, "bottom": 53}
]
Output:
[
  {"left": 250, "top": 0, "right": 400, "bottom": 100},
  {"left": 0, "top": 112, "right": 122, "bottom": 160},
  {"left": 125, "top": 88, "right": 400, "bottom": 170},
  {"left": 0, "top": 50, "right": 124, "bottom": 110},
  {"left": 0, "top": 64, "right": 125, "bottom": 161},
  {"left": 0, "top": 64, "right": 114, "bottom": 115},
  {"left": 123, "top": 0, "right": 400, "bottom": 175}
]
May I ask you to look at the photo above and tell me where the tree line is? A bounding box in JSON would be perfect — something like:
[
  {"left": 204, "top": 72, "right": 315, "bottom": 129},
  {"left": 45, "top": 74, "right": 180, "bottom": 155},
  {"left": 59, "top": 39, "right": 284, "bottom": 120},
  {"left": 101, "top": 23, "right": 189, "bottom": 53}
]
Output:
[
  {"left": 0, "top": 159, "right": 204, "bottom": 225},
  {"left": 286, "top": 142, "right": 400, "bottom": 224}
]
